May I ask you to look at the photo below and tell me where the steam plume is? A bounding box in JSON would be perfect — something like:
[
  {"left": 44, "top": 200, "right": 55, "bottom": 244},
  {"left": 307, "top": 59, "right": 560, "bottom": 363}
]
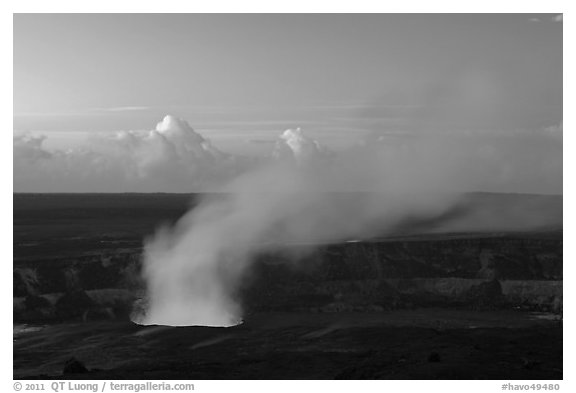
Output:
[
  {"left": 136, "top": 122, "right": 561, "bottom": 326},
  {"left": 13, "top": 115, "right": 561, "bottom": 327}
]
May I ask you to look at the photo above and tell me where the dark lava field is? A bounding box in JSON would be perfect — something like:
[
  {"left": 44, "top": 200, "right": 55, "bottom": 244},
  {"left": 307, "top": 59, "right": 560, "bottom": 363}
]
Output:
[{"left": 13, "top": 192, "right": 563, "bottom": 379}]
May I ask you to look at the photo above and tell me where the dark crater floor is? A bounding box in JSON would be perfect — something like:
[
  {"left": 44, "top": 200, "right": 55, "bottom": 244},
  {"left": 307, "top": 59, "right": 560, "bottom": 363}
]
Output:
[{"left": 14, "top": 310, "right": 562, "bottom": 380}]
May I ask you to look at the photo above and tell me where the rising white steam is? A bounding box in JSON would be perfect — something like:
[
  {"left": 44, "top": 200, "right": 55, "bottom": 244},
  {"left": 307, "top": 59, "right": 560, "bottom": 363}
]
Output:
[
  {"left": 136, "top": 121, "right": 562, "bottom": 326},
  {"left": 12, "top": 115, "right": 561, "bottom": 327}
]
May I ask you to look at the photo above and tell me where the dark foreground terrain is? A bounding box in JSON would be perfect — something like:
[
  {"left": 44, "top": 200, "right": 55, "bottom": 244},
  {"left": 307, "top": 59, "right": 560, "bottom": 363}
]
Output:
[
  {"left": 14, "top": 310, "right": 562, "bottom": 379},
  {"left": 13, "top": 193, "right": 563, "bottom": 379}
]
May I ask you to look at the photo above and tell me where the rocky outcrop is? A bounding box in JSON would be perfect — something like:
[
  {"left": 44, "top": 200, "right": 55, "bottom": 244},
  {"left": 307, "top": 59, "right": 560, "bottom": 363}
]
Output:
[
  {"left": 241, "top": 235, "right": 561, "bottom": 313},
  {"left": 13, "top": 252, "right": 142, "bottom": 298},
  {"left": 462, "top": 279, "right": 505, "bottom": 309},
  {"left": 13, "top": 234, "right": 562, "bottom": 322},
  {"left": 62, "top": 358, "right": 88, "bottom": 375}
]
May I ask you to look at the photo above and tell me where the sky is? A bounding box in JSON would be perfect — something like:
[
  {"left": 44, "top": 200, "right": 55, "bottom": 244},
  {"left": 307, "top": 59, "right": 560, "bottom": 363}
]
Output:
[{"left": 13, "top": 14, "right": 563, "bottom": 193}]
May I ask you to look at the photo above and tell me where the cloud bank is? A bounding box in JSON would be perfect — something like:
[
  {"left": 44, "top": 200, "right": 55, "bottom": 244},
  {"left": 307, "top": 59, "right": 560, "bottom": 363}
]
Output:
[
  {"left": 14, "top": 115, "right": 562, "bottom": 195},
  {"left": 14, "top": 115, "right": 242, "bottom": 193}
]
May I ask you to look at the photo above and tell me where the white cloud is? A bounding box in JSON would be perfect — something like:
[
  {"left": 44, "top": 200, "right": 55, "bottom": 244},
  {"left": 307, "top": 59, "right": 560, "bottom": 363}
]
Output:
[
  {"left": 13, "top": 116, "right": 562, "bottom": 195},
  {"left": 13, "top": 115, "right": 241, "bottom": 193},
  {"left": 272, "top": 127, "right": 328, "bottom": 163}
]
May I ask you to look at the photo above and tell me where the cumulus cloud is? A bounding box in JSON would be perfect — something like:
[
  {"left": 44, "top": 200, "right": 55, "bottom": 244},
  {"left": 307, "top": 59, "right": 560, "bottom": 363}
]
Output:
[
  {"left": 13, "top": 116, "right": 562, "bottom": 195},
  {"left": 13, "top": 134, "right": 52, "bottom": 162},
  {"left": 271, "top": 127, "right": 329, "bottom": 163},
  {"left": 13, "top": 115, "right": 241, "bottom": 192}
]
